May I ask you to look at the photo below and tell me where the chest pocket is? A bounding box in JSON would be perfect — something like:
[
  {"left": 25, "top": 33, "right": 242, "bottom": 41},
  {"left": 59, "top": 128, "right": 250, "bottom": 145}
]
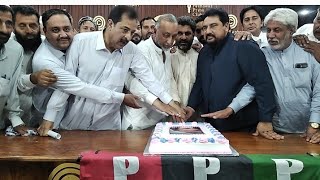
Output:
[
  {"left": 293, "top": 65, "right": 311, "bottom": 89},
  {"left": 0, "top": 78, "right": 10, "bottom": 97}
]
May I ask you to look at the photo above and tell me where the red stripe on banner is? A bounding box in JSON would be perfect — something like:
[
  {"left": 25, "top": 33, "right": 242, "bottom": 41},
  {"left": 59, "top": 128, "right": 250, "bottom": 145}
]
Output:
[{"left": 80, "top": 151, "right": 162, "bottom": 180}]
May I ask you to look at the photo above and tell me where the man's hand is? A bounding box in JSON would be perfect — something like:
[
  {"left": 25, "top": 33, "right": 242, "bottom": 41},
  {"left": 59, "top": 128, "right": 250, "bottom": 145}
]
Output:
[
  {"left": 233, "top": 31, "right": 252, "bottom": 41},
  {"left": 192, "top": 42, "right": 203, "bottom": 53},
  {"left": 123, "top": 94, "right": 142, "bottom": 109},
  {"left": 302, "top": 41, "right": 320, "bottom": 62},
  {"left": 30, "top": 69, "right": 57, "bottom": 87},
  {"left": 37, "top": 120, "right": 54, "bottom": 136},
  {"left": 183, "top": 106, "right": 195, "bottom": 120},
  {"left": 201, "top": 107, "right": 234, "bottom": 119},
  {"left": 304, "top": 126, "right": 320, "bottom": 144},
  {"left": 168, "top": 101, "right": 186, "bottom": 122},
  {"left": 293, "top": 35, "right": 320, "bottom": 62},
  {"left": 253, "top": 122, "right": 284, "bottom": 140},
  {"left": 152, "top": 99, "right": 177, "bottom": 116},
  {"left": 13, "top": 124, "right": 30, "bottom": 136},
  {"left": 293, "top": 34, "right": 310, "bottom": 47},
  {"left": 170, "top": 46, "right": 177, "bottom": 53}
]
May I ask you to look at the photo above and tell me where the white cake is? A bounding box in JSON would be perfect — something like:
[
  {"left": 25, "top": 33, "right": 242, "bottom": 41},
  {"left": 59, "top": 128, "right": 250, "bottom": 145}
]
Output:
[{"left": 148, "top": 122, "right": 232, "bottom": 154}]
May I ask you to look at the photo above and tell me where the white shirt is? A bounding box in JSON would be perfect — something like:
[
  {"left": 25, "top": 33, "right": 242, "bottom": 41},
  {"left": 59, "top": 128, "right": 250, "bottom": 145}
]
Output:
[
  {"left": 11, "top": 35, "right": 37, "bottom": 125},
  {"left": 122, "top": 37, "right": 179, "bottom": 130},
  {"left": 171, "top": 48, "right": 198, "bottom": 107},
  {"left": 295, "top": 24, "right": 320, "bottom": 43},
  {"left": 0, "top": 39, "right": 24, "bottom": 128},
  {"left": 32, "top": 39, "right": 67, "bottom": 114},
  {"left": 44, "top": 31, "right": 172, "bottom": 130},
  {"left": 252, "top": 31, "right": 268, "bottom": 48}
]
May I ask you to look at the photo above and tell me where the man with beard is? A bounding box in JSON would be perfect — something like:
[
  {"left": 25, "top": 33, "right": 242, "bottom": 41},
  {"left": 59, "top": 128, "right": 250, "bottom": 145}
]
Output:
[
  {"left": 122, "top": 14, "right": 184, "bottom": 130},
  {"left": 38, "top": 6, "right": 183, "bottom": 133},
  {"left": 184, "top": 8, "right": 283, "bottom": 140},
  {"left": 131, "top": 20, "right": 141, "bottom": 44},
  {"left": 12, "top": 5, "right": 57, "bottom": 127},
  {"left": 171, "top": 16, "right": 199, "bottom": 107},
  {"left": 194, "top": 14, "right": 206, "bottom": 45},
  {"left": 261, "top": 8, "right": 320, "bottom": 143},
  {"left": 294, "top": 8, "right": 320, "bottom": 62},
  {"left": 140, "top": 17, "right": 155, "bottom": 41},
  {"left": 0, "top": 5, "right": 27, "bottom": 135}
]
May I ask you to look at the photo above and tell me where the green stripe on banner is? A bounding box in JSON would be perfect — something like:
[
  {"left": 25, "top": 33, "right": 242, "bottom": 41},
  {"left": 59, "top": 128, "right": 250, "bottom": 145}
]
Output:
[{"left": 246, "top": 154, "right": 320, "bottom": 180}]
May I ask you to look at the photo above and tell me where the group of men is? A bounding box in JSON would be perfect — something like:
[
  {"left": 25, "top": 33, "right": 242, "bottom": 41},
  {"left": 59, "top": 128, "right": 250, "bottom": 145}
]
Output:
[{"left": 1, "top": 5, "right": 320, "bottom": 144}]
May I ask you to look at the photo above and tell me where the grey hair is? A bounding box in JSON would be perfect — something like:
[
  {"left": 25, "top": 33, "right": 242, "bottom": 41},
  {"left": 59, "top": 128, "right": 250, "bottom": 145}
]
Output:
[
  {"left": 264, "top": 8, "right": 298, "bottom": 31},
  {"left": 155, "top": 14, "right": 177, "bottom": 29}
]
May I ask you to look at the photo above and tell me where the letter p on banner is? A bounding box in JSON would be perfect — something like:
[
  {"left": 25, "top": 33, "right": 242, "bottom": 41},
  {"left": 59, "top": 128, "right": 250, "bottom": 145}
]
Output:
[
  {"left": 193, "top": 157, "right": 220, "bottom": 180},
  {"left": 113, "top": 156, "right": 139, "bottom": 180},
  {"left": 272, "top": 159, "right": 304, "bottom": 180}
]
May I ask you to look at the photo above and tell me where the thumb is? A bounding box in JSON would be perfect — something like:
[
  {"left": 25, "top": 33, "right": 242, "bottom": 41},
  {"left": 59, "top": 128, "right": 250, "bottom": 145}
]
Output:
[
  {"left": 252, "top": 130, "right": 259, "bottom": 136},
  {"left": 201, "top": 113, "right": 214, "bottom": 118},
  {"left": 133, "top": 95, "right": 141, "bottom": 100}
]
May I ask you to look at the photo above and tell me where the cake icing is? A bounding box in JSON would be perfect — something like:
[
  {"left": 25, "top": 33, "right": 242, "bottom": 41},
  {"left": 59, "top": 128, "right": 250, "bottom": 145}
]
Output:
[{"left": 148, "top": 122, "right": 232, "bottom": 154}]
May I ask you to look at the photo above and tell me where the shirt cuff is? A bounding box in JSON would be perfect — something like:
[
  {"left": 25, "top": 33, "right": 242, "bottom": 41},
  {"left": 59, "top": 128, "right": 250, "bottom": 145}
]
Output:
[
  {"left": 10, "top": 116, "right": 25, "bottom": 127},
  {"left": 145, "top": 93, "right": 158, "bottom": 105},
  {"left": 228, "top": 101, "right": 242, "bottom": 113},
  {"left": 309, "top": 112, "right": 320, "bottom": 123},
  {"left": 113, "top": 92, "right": 125, "bottom": 104},
  {"left": 159, "top": 92, "right": 173, "bottom": 104},
  {"left": 43, "top": 109, "right": 58, "bottom": 122},
  {"left": 20, "top": 74, "right": 36, "bottom": 91}
]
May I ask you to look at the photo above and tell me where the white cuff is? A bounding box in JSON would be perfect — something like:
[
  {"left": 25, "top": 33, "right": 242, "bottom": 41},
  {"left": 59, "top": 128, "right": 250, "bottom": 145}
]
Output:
[
  {"left": 145, "top": 93, "right": 158, "bottom": 105},
  {"left": 43, "top": 109, "right": 58, "bottom": 122},
  {"left": 228, "top": 101, "right": 242, "bottom": 113},
  {"left": 113, "top": 92, "right": 125, "bottom": 104},
  {"left": 10, "top": 116, "right": 25, "bottom": 127}
]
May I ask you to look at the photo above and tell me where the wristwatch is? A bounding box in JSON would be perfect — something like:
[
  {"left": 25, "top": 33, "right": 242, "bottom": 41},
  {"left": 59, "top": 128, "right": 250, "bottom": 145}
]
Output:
[{"left": 310, "top": 122, "right": 320, "bottom": 129}]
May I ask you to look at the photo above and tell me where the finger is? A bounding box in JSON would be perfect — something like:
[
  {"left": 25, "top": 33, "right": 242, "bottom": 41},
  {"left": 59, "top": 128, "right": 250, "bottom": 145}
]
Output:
[
  {"left": 310, "top": 134, "right": 320, "bottom": 143},
  {"left": 201, "top": 113, "right": 214, "bottom": 118},
  {"left": 252, "top": 130, "right": 259, "bottom": 136},
  {"left": 300, "top": 133, "right": 307, "bottom": 138},
  {"left": 269, "top": 132, "right": 284, "bottom": 140},
  {"left": 260, "top": 132, "right": 274, "bottom": 140}
]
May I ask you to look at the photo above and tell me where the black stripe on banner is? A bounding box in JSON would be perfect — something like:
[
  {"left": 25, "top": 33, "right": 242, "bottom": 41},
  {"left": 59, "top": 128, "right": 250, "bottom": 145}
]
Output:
[{"left": 161, "top": 155, "right": 254, "bottom": 180}]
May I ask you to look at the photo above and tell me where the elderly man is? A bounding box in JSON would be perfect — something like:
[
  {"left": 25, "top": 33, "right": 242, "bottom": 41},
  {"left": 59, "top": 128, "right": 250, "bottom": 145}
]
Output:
[
  {"left": 294, "top": 8, "right": 320, "bottom": 62},
  {"left": 11, "top": 5, "right": 57, "bottom": 127},
  {"left": 184, "top": 8, "right": 283, "bottom": 140},
  {"left": 40, "top": 6, "right": 182, "bottom": 133},
  {"left": 122, "top": 14, "right": 184, "bottom": 130},
  {"left": 0, "top": 5, "right": 26, "bottom": 134},
  {"left": 262, "top": 8, "right": 320, "bottom": 144}
]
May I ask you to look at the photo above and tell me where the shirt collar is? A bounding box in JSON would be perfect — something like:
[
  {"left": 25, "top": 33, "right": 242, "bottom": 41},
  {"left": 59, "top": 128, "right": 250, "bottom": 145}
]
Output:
[
  {"left": 0, "top": 46, "right": 7, "bottom": 61},
  {"left": 96, "top": 30, "right": 122, "bottom": 53},
  {"left": 148, "top": 37, "right": 163, "bottom": 55},
  {"left": 44, "top": 39, "right": 65, "bottom": 59}
]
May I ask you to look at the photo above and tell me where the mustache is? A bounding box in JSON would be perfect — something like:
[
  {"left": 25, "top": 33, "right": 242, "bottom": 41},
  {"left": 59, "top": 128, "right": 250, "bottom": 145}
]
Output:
[
  {"left": 120, "top": 38, "right": 129, "bottom": 44},
  {"left": 206, "top": 34, "right": 215, "bottom": 39},
  {"left": 0, "top": 32, "right": 10, "bottom": 38},
  {"left": 58, "top": 37, "right": 70, "bottom": 41}
]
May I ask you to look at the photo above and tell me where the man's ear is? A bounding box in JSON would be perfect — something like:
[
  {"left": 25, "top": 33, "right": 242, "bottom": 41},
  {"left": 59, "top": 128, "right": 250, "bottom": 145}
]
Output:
[{"left": 107, "top": 19, "right": 114, "bottom": 30}]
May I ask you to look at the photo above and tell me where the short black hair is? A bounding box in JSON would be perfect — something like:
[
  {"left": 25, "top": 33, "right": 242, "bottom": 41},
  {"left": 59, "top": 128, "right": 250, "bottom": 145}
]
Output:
[
  {"left": 42, "top": 9, "right": 72, "bottom": 29},
  {"left": 108, "top": 5, "right": 137, "bottom": 24},
  {"left": 0, "top": 5, "right": 13, "bottom": 17},
  {"left": 195, "top": 14, "right": 204, "bottom": 24},
  {"left": 177, "top": 16, "right": 196, "bottom": 33},
  {"left": 240, "top": 6, "right": 265, "bottom": 24},
  {"left": 140, "top": 16, "right": 155, "bottom": 27},
  {"left": 12, "top": 5, "right": 40, "bottom": 24},
  {"left": 78, "top": 16, "right": 97, "bottom": 30},
  {"left": 203, "top": 8, "right": 229, "bottom": 26}
]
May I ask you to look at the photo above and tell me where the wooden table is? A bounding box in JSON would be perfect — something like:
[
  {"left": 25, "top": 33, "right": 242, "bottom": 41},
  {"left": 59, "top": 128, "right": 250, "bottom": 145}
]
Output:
[{"left": 0, "top": 130, "right": 319, "bottom": 180}]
